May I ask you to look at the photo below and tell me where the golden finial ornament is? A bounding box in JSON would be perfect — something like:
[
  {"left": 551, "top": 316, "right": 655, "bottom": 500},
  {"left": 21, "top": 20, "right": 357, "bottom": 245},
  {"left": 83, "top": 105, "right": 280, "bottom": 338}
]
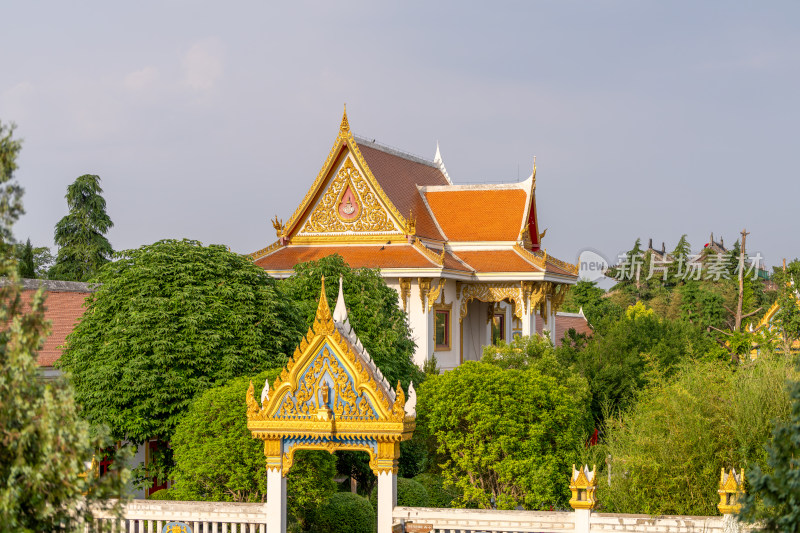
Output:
[
  {"left": 271, "top": 216, "right": 285, "bottom": 238},
  {"left": 340, "top": 104, "right": 350, "bottom": 134}
]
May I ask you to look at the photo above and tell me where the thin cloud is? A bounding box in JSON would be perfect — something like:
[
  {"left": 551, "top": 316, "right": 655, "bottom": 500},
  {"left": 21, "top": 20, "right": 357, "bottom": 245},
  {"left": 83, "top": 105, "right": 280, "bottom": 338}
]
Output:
[{"left": 182, "top": 38, "right": 224, "bottom": 92}]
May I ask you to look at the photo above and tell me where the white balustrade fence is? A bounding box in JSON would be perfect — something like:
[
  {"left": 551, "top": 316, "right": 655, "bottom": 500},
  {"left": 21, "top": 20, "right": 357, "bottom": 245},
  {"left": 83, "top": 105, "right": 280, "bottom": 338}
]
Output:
[
  {"left": 90, "top": 500, "right": 267, "bottom": 533},
  {"left": 393, "top": 507, "right": 752, "bottom": 533},
  {"left": 83, "top": 500, "right": 755, "bottom": 533}
]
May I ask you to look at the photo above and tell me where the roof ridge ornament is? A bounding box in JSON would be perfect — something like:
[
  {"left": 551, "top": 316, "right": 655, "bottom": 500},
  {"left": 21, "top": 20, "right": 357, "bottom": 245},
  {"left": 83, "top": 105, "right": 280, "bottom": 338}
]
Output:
[
  {"left": 340, "top": 104, "right": 350, "bottom": 134},
  {"left": 333, "top": 276, "right": 349, "bottom": 325},
  {"left": 433, "top": 141, "right": 452, "bottom": 185}
]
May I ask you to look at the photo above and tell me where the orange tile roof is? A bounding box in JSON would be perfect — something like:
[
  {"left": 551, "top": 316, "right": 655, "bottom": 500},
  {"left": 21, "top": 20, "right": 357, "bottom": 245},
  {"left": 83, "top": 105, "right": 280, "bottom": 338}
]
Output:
[
  {"left": 255, "top": 245, "right": 445, "bottom": 271},
  {"left": 356, "top": 141, "right": 448, "bottom": 241},
  {"left": 15, "top": 282, "right": 94, "bottom": 367},
  {"left": 454, "top": 249, "right": 543, "bottom": 273},
  {"left": 423, "top": 188, "right": 527, "bottom": 241},
  {"left": 535, "top": 313, "right": 593, "bottom": 347}
]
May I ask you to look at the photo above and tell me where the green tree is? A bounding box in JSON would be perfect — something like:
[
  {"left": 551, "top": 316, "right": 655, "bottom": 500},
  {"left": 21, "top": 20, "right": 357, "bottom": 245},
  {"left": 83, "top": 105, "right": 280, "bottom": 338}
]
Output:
[
  {"left": 599, "top": 356, "right": 796, "bottom": 516},
  {"left": 171, "top": 370, "right": 336, "bottom": 529},
  {"left": 560, "top": 279, "right": 623, "bottom": 333},
  {"left": 558, "top": 301, "right": 715, "bottom": 424},
  {"left": 0, "top": 121, "right": 23, "bottom": 243},
  {"left": 0, "top": 120, "right": 129, "bottom": 532},
  {"left": 50, "top": 174, "right": 114, "bottom": 281},
  {"left": 31, "top": 245, "right": 54, "bottom": 278},
  {"left": 15, "top": 238, "right": 34, "bottom": 278},
  {"left": 419, "top": 360, "right": 590, "bottom": 509},
  {"left": 57, "top": 239, "right": 306, "bottom": 476},
  {"left": 740, "top": 358, "right": 800, "bottom": 531}
]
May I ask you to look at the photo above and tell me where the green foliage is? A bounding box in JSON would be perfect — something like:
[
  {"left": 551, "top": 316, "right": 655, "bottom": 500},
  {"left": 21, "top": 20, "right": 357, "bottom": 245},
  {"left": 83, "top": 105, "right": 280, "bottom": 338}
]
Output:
[
  {"left": 561, "top": 279, "right": 623, "bottom": 332},
  {"left": 557, "top": 301, "right": 714, "bottom": 423},
  {"left": 171, "top": 371, "right": 280, "bottom": 502},
  {"left": 147, "top": 489, "right": 175, "bottom": 500},
  {"left": 312, "top": 492, "right": 376, "bottom": 533},
  {"left": 0, "top": 120, "right": 129, "bottom": 532},
  {"left": 481, "top": 334, "right": 553, "bottom": 371},
  {"left": 397, "top": 477, "right": 430, "bottom": 507},
  {"left": 15, "top": 238, "right": 34, "bottom": 278},
  {"left": 50, "top": 174, "right": 114, "bottom": 282},
  {"left": 771, "top": 262, "right": 800, "bottom": 354},
  {"left": 413, "top": 473, "right": 460, "bottom": 508},
  {"left": 287, "top": 450, "right": 338, "bottom": 529},
  {"left": 740, "top": 358, "right": 800, "bottom": 532},
  {"left": 281, "top": 254, "right": 421, "bottom": 390},
  {"left": 0, "top": 121, "right": 23, "bottom": 243},
  {"left": 419, "top": 360, "right": 591, "bottom": 510},
  {"left": 57, "top": 239, "right": 305, "bottom": 452},
  {"left": 599, "top": 356, "right": 796, "bottom": 515}
]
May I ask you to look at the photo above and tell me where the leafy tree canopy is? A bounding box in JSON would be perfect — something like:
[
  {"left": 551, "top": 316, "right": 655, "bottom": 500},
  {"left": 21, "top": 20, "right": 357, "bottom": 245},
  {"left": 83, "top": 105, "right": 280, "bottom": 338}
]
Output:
[
  {"left": 418, "top": 360, "right": 590, "bottom": 510},
  {"left": 57, "top": 239, "right": 306, "bottom": 447},
  {"left": 50, "top": 174, "right": 114, "bottom": 282},
  {"left": 597, "top": 356, "right": 796, "bottom": 516}
]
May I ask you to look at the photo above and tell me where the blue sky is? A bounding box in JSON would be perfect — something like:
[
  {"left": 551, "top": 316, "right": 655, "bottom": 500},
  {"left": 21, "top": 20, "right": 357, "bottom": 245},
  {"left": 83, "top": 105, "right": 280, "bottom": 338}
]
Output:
[{"left": 2, "top": 2, "right": 798, "bottom": 271}]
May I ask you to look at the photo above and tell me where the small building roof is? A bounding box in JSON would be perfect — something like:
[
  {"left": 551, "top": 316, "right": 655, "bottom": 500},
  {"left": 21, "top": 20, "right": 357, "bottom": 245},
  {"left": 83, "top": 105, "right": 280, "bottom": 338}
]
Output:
[{"left": 14, "top": 279, "right": 96, "bottom": 367}]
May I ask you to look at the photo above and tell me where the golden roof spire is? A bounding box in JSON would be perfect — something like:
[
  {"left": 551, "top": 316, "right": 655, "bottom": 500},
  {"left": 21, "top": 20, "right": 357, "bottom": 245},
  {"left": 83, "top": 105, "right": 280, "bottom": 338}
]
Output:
[
  {"left": 312, "top": 276, "right": 335, "bottom": 335},
  {"left": 340, "top": 104, "right": 350, "bottom": 134}
]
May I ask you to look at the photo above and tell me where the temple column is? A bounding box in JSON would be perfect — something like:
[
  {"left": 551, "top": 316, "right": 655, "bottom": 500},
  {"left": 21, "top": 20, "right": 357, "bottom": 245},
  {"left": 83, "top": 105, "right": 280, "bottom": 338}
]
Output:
[
  {"left": 376, "top": 442, "right": 400, "bottom": 533},
  {"left": 548, "top": 296, "right": 557, "bottom": 345},
  {"left": 377, "top": 471, "right": 397, "bottom": 533},
  {"left": 265, "top": 441, "right": 286, "bottom": 533}
]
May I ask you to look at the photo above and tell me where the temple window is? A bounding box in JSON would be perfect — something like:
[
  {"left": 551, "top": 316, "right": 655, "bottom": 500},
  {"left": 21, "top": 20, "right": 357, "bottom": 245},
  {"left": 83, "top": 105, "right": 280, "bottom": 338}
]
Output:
[
  {"left": 434, "top": 307, "right": 451, "bottom": 350},
  {"left": 492, "top": 312, "right": 506, "bottom": 345}
]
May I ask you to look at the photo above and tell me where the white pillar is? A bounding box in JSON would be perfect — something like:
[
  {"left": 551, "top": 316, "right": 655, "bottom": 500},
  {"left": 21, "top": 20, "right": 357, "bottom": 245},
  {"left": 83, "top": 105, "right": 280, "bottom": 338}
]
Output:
[
  {"left": 377, "top": 470, "right": 397, "bottom": 533},
  {"left": 547, "top": 297, "right": 557, "bottom": 345},
  {"left": 266, "top": 468, "right": 286, "bottom": 533},
  {"left": 574, "top": 508, "right": 591, "bottom": 533}
]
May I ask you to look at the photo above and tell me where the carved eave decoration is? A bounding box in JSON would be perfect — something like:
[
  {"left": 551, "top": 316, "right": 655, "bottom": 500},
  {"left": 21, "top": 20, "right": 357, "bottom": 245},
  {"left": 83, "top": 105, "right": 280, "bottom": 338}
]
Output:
[
  {"left": 280, "top": 107, "right": 412, "bottom": 243},
  {"left": 247, "top": 277, "right": 415, "bottom": 476}
]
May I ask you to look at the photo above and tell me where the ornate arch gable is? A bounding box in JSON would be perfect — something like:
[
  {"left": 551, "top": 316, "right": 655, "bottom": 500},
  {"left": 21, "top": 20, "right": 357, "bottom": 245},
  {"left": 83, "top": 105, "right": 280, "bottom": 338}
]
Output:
[
  {"left": 279, "top": 108, "right": 410, "bottom": 241},
  {"left": 247, "top": 277, "right": 416, "bottom": 477}
]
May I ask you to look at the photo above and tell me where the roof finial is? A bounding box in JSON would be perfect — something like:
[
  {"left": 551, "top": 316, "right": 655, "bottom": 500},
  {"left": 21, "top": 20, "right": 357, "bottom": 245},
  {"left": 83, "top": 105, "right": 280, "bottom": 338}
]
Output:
[
  {"left": 333, "top": 276, "right": 349, "bottom": 325},
  {"left": 340, "top": 104, "right": 350, "bottom": 134}
]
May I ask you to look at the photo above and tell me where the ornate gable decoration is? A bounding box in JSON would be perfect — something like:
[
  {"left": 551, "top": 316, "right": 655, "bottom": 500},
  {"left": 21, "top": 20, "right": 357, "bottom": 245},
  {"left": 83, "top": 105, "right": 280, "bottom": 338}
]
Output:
[
  {"left": 300, "top": 158, "right": 398, "bottom": 234},
  {"left": 247, "top": 277, "right": 416, "bottom": 476},
  {"left": 283, "top": 107, "right": 409, "bottom": 240}
]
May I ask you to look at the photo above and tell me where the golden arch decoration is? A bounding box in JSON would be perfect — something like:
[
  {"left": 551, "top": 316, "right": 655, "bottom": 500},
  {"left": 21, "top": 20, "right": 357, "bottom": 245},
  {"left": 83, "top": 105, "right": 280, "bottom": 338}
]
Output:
[{"left": 247, "top": 277, "right": 416, "bottom": 477}]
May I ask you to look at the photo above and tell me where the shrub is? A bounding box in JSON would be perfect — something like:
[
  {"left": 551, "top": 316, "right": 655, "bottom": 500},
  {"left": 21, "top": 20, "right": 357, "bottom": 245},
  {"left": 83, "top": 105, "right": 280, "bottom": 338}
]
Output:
[
  {"left": 419, "top": 361, "right": 590, "bottom": 509},
  {"left": 413, "top": 473, "right": 459, "bottom": 508},
  {"left": 147, "top": 489, "right": 175, "bottom": 501},
  {"left": 397, "top": 477, "right": 430, "bottom": 507},
  {"left": 312, "top": 492, "right": 376, "bottom": 533}
]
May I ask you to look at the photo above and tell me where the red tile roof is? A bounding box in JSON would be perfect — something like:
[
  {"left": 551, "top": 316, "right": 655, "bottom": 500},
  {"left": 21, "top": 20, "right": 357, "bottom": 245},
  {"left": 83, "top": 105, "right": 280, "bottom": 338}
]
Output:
[
  {"left": 423, "top": 188, "right": 528, "bottom": 241},
  {"left": 14, "top": 280, "right": 95, "bottom": 367},
  {"left": 453, "top": 249, "right": 543, "bottom": 273},
  {"left": 255, "top": 245, "right": 444, "bottom": 271},
  {"left": 535, "top": 312, "right": 593, "bottom": 347},
  {"left": 356, "top": 140, "right": 448, "bottom": 241}
]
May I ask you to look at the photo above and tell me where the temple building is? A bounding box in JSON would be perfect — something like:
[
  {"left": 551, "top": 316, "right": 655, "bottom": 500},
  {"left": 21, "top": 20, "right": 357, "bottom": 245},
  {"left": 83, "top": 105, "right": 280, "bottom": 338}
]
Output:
[{"left": 252, "top": 109, "right": 579, "bottom": 369}]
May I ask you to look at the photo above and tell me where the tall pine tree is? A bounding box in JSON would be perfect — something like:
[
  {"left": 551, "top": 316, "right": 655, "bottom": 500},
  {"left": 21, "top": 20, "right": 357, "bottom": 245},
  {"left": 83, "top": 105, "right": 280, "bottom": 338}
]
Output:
[{"left": 50, "top": 174, "right": 114, "bottom": 281}]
